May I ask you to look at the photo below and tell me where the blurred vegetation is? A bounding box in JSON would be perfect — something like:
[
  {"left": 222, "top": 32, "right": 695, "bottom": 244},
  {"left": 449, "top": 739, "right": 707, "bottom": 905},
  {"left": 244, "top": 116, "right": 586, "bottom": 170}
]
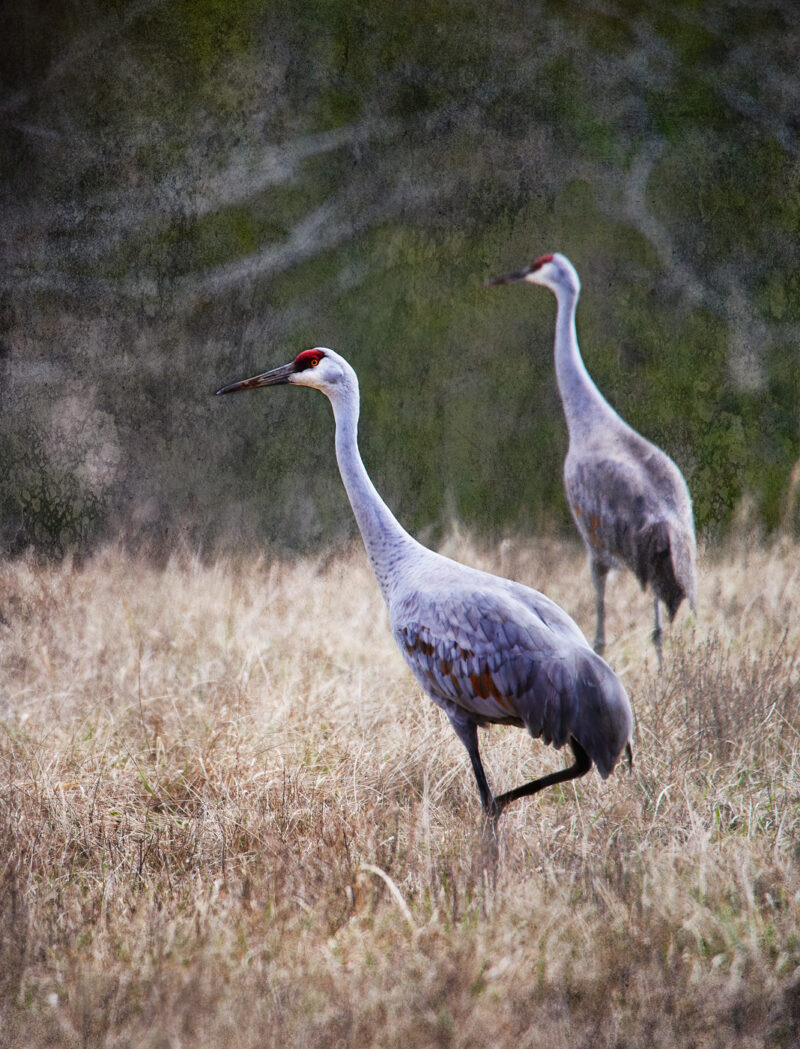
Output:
[{"left": 1, "top": 0, "right": 798, "bottom": 557}]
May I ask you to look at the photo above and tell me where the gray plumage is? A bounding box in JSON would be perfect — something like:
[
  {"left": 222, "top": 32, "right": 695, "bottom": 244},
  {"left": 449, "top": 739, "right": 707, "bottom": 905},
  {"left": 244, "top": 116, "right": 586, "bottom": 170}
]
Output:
[
  {"left": 392, "top": 567, "right": 631, "bottom": 783},
  {"left": 488, "top": 253, "right": 697, "bottom": 665},
  {"left": 217, "top": 346, "right": 633, "bottom": 820}
]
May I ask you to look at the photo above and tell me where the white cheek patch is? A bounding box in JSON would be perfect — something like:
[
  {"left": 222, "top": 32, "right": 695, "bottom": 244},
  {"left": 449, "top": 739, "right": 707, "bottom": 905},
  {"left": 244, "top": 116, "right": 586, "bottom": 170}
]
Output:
[
  {"left": 291, "top": 363, "right": 331, "bottom": 388},
  {"left": 289, "top": 371, "right": 316, "bottom": 386}
]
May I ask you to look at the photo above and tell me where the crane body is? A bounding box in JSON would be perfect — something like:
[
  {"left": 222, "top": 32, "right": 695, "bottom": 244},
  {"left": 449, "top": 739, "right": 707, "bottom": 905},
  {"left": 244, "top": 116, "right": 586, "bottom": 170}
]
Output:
[
  {"left": 488, "top": 253, "right": 697, "bottom": 665},
  {"left": 217, "top": 347, "right": 632, "bottom": 820}
]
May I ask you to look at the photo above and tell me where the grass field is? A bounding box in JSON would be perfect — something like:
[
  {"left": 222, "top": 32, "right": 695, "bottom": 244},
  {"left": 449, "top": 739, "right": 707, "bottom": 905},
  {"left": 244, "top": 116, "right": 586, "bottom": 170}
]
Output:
[{"left": 1, "top": 535, "right": 799, "bottom": 1047}]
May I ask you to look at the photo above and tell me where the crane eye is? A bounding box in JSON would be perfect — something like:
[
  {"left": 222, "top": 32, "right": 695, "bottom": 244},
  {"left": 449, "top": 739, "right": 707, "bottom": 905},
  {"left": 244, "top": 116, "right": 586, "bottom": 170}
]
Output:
[{"left": 311, "top": 358, "right": 320, "bottom": 366}]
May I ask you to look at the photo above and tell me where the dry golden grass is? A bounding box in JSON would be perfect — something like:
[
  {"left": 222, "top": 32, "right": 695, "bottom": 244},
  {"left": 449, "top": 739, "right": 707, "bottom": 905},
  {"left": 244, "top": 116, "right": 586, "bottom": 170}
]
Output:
[{"left": 1, "top": 535, "right": 799, "bottom": 1047}]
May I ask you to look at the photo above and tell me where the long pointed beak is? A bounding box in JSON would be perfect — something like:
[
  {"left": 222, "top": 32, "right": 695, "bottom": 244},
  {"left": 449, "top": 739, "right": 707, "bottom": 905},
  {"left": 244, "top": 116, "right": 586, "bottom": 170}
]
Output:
[
  {"left": 216, "top": 361, "right": 295, "bottom": 395},
  {"left": 484, "top": 266, "right": 532, "bottom": 288}
]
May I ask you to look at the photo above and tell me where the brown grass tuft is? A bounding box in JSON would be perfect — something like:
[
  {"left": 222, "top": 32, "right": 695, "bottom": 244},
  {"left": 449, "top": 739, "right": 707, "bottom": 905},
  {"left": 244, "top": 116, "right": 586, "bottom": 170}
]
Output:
[{"left": 1, "top": 537, "right": 799, "bottom": 1046}]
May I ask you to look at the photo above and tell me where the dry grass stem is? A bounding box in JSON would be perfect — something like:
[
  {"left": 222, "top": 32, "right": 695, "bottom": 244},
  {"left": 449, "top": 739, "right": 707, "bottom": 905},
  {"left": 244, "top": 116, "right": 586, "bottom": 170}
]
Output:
[{"left": 1, "top": 536, "right": 799, "bottom": 1046}]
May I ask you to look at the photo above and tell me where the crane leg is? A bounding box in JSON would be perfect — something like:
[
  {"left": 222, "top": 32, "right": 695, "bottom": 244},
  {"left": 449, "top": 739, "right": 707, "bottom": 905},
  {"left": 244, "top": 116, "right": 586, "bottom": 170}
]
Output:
[
  {"left": 652, "top": 598, "right": 663, "bottom": 670},
  {"left": 590, "top": 559, "right": 609, "bottom": 656},
  {"left": 447, "top": 713, "right": 495, "bottom": 814},
  {"left": 492, "top": 737, "right": 591, "bottom": 818}
]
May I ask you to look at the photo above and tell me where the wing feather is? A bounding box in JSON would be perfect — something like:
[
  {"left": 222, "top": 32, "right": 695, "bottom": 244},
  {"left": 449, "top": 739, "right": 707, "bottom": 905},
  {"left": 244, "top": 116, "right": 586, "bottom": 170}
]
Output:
[
  {"left": 566, "top": 446, "right": 696, "bottom": 614},
  {"left": 391, "top": 582, "right": 631, "bottom": 773}
]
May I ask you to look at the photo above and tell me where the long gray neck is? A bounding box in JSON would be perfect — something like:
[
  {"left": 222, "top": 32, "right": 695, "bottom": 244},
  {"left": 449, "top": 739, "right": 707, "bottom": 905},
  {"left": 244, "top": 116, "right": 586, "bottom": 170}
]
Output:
[
  {"left": 329, "top": 382, "right": 418, "bottom": 602},
  {"left": 553, "top": 283, "right": 618, "bottom": 440}
]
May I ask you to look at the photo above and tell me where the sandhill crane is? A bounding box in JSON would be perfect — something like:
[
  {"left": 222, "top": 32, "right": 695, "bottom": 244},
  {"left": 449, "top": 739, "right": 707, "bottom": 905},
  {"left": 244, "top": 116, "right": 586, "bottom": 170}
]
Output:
[
  {"left": 217, "top": 347, "right": 632, "bottom": 821},
  {"left": 488, "top": 252, "right": 697, "bottom": 666}
]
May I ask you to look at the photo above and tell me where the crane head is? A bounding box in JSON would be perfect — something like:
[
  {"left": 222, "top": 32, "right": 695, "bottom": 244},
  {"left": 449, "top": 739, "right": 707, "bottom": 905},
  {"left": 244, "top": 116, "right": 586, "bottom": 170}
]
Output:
[
  {"left": 216, "top": 347, "right": 354, "bottom": 397},
  {"left": 485, "top": 252, "right": 580, "bottom": 296}
]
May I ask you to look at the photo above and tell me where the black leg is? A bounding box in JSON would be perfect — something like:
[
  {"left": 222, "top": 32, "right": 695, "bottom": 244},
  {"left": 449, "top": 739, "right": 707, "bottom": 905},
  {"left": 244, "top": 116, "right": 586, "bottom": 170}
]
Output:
[
  {"left": 591, "top": 559, "right": 609, "bottom": 656},
  {"left": 447, "top": 713, "right": 496, "bottom": 814},
  {"left": 652, "top": 597, "right": 663, "bottom": 670},
  {"left": 492, "top": 737, "right": 592, "bottom": 818}
]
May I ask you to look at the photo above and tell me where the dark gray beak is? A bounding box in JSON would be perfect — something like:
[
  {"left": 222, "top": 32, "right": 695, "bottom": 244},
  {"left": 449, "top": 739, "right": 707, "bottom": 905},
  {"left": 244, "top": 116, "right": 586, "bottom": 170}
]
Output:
[
  {"left": 484, "top": 266, "right": 534, "bottom": 287},
  {"left": 484, "top": 266, "right": 533, "bottom": 288},
  {"left": 216, "top": 361, "right": 296, "bottom": 395}
]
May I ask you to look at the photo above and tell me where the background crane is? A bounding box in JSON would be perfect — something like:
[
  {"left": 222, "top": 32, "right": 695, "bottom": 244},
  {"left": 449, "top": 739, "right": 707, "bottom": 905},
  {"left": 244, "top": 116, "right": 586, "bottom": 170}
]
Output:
[
  {"left": 488, "top": 253, "right": 697, "bottom": 666},
  {"left": 217, "top": 346, "right": 633, "bottom": 821}
]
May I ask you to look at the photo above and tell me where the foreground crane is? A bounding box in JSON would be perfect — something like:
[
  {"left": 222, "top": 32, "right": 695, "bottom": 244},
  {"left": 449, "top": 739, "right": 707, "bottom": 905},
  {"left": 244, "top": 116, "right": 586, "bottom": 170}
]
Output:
[
  {"left": 488, "top": 253, "right": 697, "bottom": 666},
  {"left": 217, "top": 347, "right": 632, "bottom": 821}
]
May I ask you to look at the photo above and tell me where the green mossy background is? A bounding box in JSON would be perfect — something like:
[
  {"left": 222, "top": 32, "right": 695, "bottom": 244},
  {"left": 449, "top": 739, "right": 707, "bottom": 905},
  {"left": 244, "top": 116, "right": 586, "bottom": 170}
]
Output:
[{"left": 1, "top": 0, "right": 798, "bottom": 556}]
